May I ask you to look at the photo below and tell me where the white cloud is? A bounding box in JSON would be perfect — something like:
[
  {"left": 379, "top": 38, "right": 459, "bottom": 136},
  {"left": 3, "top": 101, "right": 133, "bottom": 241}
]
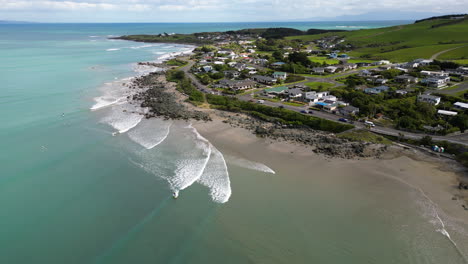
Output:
[{"left": 0, "top": 0, "right": 467, "bottom": 21}]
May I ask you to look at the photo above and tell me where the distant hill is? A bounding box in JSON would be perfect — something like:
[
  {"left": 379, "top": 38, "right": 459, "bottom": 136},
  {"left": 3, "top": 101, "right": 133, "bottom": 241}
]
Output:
[{"left": 287, "top": 16, "right": 468, "bottom": 63}]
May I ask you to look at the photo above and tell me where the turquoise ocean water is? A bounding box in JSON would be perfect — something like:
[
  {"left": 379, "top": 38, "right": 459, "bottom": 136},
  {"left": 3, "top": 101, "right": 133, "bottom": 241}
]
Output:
[{"left": 1, "top": 21, "right": 468, "bottom": 263}]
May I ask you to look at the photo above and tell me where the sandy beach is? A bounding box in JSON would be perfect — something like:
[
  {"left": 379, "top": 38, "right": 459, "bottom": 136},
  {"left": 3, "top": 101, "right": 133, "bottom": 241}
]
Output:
[{"left": 193, "top": 117, "right": 468, "bottom": 245}]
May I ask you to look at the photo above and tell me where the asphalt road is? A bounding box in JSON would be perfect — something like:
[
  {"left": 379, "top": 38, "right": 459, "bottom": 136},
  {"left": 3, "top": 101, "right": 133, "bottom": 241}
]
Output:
[{"left": 180, "top": 60, "right": 468, "bottom": 146}]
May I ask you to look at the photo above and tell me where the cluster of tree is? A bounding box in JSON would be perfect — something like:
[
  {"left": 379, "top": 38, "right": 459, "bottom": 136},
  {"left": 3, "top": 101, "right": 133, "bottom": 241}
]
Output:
[
  {"left": 205, "top": 94, "right": 353, "bottom": 133},
  {"left": 166, "top": 70, "right": 204, "bottom": 103}
]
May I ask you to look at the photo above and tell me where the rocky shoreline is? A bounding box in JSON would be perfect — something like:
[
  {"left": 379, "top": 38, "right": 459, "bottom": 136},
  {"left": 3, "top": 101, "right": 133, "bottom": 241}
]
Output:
[
  {"left": 215, "top": 112, "right": 387, "bottom": 159},
  {"left": 129, "top": 71, "right": 211, "bottom": 121},
  {"left": 124, "top": 60, "right": 388, "bottom": 159}
]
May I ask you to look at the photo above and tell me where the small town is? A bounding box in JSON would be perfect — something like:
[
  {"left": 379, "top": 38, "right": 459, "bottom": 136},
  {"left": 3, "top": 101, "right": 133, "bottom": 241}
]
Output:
[{"left": 164, "top": 29, "right": 468, "bottom": 140}]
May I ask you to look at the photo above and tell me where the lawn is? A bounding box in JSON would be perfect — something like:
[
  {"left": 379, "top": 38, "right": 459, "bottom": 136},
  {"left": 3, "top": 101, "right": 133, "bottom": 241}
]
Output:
[
  {"left": 308, "top": 56, "right": 340, "bottom": 65},
  {"left": 304, "top": 82, "right": 335, "bottom": 90},
  {"left": 283, "top": 102, "right": 305, "bottom": 107},
  {"left": 450, "top": 59, "right": 468, "bottom": 65},
  {"left": 337, "top": 129, "right": 392, "bottom": 145}
]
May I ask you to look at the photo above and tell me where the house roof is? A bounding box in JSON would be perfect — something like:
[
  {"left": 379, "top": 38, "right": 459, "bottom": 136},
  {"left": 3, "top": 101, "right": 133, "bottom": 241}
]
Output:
[
  {"left": 273, "top": 72, "right": 287, "bottom": 75},
  {"left": 454, "top": 102, "right": 468, "bottom": 109},
  {"left": 264, "top": 86, "right": 288, "bottom": 93}
]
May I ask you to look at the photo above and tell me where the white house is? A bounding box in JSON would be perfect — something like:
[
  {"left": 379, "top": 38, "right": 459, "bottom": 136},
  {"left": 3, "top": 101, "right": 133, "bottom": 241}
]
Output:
[
  {"left": 417, "top": 94, "right": 441, "bottom": 105},
  {"left": 272, "top": 72, "right": 288, "bottom": 80},
  {"left": 454, "top": 102, "right": 468, "bottom": 110},
  {"left": 421, "top": 77, "right": 450, "bottom": 88},
  {"left": 420, "top": 71, "right": 449, "bottom": 77}
]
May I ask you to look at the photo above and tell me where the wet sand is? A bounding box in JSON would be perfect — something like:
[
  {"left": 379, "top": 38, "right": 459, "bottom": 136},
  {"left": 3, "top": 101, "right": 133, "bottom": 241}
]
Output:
[{"left": 194, "top": 118, "right": 468, "bottom": 253}]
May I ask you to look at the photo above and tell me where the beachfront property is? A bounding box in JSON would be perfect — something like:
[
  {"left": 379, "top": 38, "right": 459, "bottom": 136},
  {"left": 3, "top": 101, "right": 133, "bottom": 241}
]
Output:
[
  {"left": 339, "top": 105, "right": 360, "bottom": 116},
  {"left": 285, "top": 88, "right": 303, "bottom": 99},
  {"left": 271, "top": 62, "right": 286, "bottom": 68},
  {"left": 417, "top": 94, "right": 441, "bottom": 105},
  {"left": 263, "top": 86, "right": 289, "bottom": 96},
  {"left": 272, "top": 72, "right": 288, "bottom": 80},
  {"left": 216, "top": 79, "right": 256, "bottom": 91},
  {"left": 252, "top": 75, "right": 277, "bottom": 85}
]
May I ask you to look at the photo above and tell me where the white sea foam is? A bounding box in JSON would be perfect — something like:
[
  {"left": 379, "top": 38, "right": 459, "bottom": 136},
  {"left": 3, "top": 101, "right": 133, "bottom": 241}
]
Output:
[
  {"left": 106, "top": 48, "right": 120, "bottom": 52},
  {"left": 89, "top": 35, "right": 99, "bottom": 38},
  {"left": 127, "top": 118, "right": 172, "bottom": 149},
  {"left": 227, "top": 156, "right": 275, "bottom": 174},
  {"left": 90, "top": 96, "right": 127, "bottom": 111},
  {"left": 197, "top": 145, "right": 231, "bottom": 203},
  {"left": 101, "top": 103, "right": 145, "bottom": 133}
]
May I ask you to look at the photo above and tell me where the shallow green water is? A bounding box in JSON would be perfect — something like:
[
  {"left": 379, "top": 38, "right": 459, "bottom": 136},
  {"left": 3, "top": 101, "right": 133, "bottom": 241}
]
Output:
[{"left": 1, "top": 23, "right": 467, "bottom": 263}]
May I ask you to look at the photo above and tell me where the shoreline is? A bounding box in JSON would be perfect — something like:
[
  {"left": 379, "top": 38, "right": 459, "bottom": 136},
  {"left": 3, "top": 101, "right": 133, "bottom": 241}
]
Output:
[{"left": 122, "top": 49, "right": 468, "bottom": 229}]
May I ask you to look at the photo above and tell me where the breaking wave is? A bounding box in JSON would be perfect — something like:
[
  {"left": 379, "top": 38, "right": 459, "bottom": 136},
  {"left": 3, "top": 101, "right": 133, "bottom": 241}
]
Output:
[
  {"left": 197, "top": 145, "right": 231, "bottom": 203},
  {"left": 100, "top": 102, "right": 145, "bottom": 134},
  {"left": 127, "top": 118, "right": 172, "bottom": 149},
  {"left": 227, "top": 155, "right": 275, "bottom": 174}
]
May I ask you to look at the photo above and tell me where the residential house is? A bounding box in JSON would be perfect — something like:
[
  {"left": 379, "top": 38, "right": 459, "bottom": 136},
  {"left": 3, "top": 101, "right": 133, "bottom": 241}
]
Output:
[
  {"left": 252, "top": 75, "right": 277, "bottom": 85},
  {"left": 364, "top": 85, "right": 390, "bottom": 95},
  {"left": 339, "top": 105, "right": 360, "bottom": 116},
  {"left": 286, "top": 88, "right": 303, "bottom": 99},
  {"left": 437, "top": 110, "right": 458, "bottom": 116},
  {"left": 253, "top": 58, "right": 269, "bottom": 65},
  {"left": 312, "top": 67, "right": 325, "bottom": 74},
  {"left": 356, "top": 62, "right": 372, "bottom": 67},
  {"left": 272, "top": 62, "right": 286, "bottom": 68},
  {"left": 375, "top": 78, "right": 389, "bottom": 84},
  {"left": 421, "top": 77, "right": 450, "bottom": 88},
  {"left": 374, "top": 60, "right": 391, "bottom": 65},
  {"left": 359, "top": 69, "right": 373, "bottom": 77},
  {"left": 325, "top": 66, "right": 338, "bottom": 73},
  {"left": 202, "top": 66, "right": 213, "bottom": 72},
  {"left": 223, "top": 70, "right": 240, "bottom": 79},
  {"left": 454, "top": 102, "right": 468, "bottom": 110},
  {"left": 395, "top": 75, "right": 419, "bottom": 83},
  {"left": 233, "top": 63, "right": 246, "bottom": 71},
  {"left": 263, "top": 86, "right": 289, "bottom": 96},
  {"left": 417, "top": 94, "right": 441, "bottom": 105},
  {"left": 273, "top": 72, "right": 288, "bottom": 80},
  {"left": 420, "top": 70, "right": 449, "bottom": 77},
  {"left": 216, "top": 79, "right": 255, "bottom": 91},
  {"left": 413, "top": 59, "right": 433, "bottom": 66},
  {"left": 395, "top": 90, "right": 409, "bottom": 95}
]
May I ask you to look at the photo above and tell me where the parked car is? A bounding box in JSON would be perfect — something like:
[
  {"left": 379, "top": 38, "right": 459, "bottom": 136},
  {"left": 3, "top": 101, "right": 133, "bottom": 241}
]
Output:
[
  {"left": 257, "top": 100, "right": 265, "bottom": 104},
  {"left": 364, "top": 120, "right": 376, "bottom": 127},
  {"left": 308, "top": 110, "right": 314, "bottom": 114},
  {"left": 339, "top": 118, "right": 349, "bottom": 123},
  {"left": 300, "top": 110, "right": 308, "bottom": 114},
  {"left": 278, "top": 105, "right": 284, "bottom": 109}
]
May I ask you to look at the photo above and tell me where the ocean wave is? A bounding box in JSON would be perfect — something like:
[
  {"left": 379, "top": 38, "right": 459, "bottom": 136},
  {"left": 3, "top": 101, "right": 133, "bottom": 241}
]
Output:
[
  {"left": 106, "top": 48, "right": 120, "bottom": 52},
  {"left": 197, "top": 145, "right": 231, "bottom": 203},
  {"left": 227, "top": 156, "right": 275, "bottom": 174},
  {"left": 90, "top": 96, "right": 127, "bottom": 111},
  {"left": 100, "top": 102, "right": 145, "bottom": 133},
  {"left": 127, "top": 118, "right": 172, "bottom": 149}
]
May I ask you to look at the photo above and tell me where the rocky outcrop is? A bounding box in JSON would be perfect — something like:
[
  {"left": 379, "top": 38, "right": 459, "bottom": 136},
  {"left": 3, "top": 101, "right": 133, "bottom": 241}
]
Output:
[{"left": 218, "top": 112, "right": 387, "bottom": 159}]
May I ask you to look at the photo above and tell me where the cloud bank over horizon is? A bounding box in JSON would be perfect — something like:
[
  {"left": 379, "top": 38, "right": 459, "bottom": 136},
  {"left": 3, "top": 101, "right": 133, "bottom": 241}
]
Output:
[{"left": 1, "top": 0, "right": 467, "bottom": 22}]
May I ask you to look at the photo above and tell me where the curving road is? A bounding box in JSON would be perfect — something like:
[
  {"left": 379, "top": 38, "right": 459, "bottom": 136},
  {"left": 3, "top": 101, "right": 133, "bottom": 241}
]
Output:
[{"left": 179, "top": 59, "right": 468, "bottom": 146}]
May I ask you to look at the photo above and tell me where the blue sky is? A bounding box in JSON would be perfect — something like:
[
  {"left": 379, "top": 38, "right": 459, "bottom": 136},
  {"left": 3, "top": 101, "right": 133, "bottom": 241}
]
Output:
[{"left": 1, "top": 0, "right": 467, "bottom": 22}]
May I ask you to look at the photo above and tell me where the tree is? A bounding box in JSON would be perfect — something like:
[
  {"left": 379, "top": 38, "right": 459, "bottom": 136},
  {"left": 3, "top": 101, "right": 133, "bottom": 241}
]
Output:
[
  {"left": 272, "top": 50, "right": 284, "bottom": 61},
  {"left": 288, "top": 52, "right": 311, "bottom": 67},
  {"left": 450, "top": 114, "right": 468, "bottom": 133}
]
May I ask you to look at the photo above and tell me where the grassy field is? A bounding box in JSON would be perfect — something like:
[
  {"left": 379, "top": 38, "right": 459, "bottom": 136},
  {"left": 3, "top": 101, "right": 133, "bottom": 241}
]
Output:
[
  {"left": 288, "top": 18, "right": 468, "bottom": 62},
  {"left": 337, "top": 129, "right": 392, "bottom": 144},
  {"left": 437, "top": 46, "right": 468, "bottom": 60},
  {"left": 308, "top": 56, "right": 340, "bottom": 65},
  {"left": 304, "top": 81, "right": 335, "bottom": 90},
  {"left": 450, "top": 59, "right": 468, "bottom": 65}
]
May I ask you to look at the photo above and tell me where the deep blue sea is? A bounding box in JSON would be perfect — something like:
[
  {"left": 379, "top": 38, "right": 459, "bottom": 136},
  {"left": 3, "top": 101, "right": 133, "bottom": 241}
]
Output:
[{"left": 1, "top": 21, "right": 468, "bottom": 264}]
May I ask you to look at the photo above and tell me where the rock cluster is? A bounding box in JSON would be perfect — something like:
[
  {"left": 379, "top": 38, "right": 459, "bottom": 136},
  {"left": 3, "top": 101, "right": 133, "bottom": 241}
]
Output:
[{"left": 219, "top": 112, "right": 387, "bottom": 159}]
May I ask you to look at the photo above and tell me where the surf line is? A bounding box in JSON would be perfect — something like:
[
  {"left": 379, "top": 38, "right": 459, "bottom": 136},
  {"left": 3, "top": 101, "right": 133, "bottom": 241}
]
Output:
[
  {"left": 376, "top": 171, "right": 467, "bottom": 261},
  {"left": 92, "top": 198, "right": 171, "bottom": 264}
]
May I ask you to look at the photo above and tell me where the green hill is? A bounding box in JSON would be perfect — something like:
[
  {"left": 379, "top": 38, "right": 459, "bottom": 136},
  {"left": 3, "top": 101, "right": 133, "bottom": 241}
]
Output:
[{"left": 287, "top": 17, "right": 468, "bottom": 63}]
